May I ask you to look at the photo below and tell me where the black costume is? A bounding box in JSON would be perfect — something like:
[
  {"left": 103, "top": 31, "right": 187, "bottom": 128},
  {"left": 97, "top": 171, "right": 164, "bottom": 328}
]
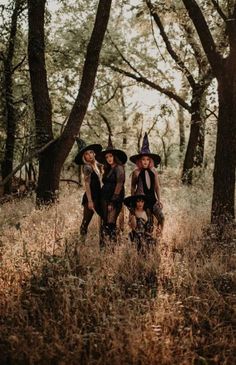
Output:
[
  {"left": 73, "top": 140, "right": 103, "bottom": 239},
  {"left": 130, "top": 133, "right": 164, "bottom": 229},
  {"left": 100, "top": 164, "right": 125, "bottom": 243},
  {"left": 124, "top": 194, "right": 155, "bottom": 252},
  {"left": 80, "top": 164, "right": 102, "bottom": 236},
  {"left": 129, "top": 213, "right": 155, "bottom": 252}
]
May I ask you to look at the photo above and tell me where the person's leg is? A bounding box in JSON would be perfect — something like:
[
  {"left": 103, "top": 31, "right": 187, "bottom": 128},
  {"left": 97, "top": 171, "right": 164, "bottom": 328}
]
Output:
[
  {"left": 107, "top": 203, "right": 122, "bottom": 243},
  {"left": 100, "top": 200, "right": 109, "bottom": 248},
  {"left": 80, "top": 204, "right": 94, "bottom": 238}
]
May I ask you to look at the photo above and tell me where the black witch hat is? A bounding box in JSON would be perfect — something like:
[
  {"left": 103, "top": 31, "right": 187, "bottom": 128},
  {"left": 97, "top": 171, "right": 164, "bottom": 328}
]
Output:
[
  {"left": 123, "top": 194, "right": 147, "bottom": 209},
  {"left": 74, "top": 137, "right": 102, "bottom": 165},
  {"left": 95, "top": 135, "right": 127, "bottom": 164},
  {"left": 130, "top": 132, "right": 161, "bottom": 166}
]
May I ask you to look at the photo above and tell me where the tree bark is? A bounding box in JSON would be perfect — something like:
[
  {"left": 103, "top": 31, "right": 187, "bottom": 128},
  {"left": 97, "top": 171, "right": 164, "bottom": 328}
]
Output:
[
  {"left": 182, "top": 84, "right": 206, "bottom": 184},
  {"left": 211, "top": 68, "right": 236, "bottom": 223},
  {"left": 178, "top": 104, "right": 185, "bottom": 154},
  {"left": 1, "top": 0, "right": 22, "bottom": 194},
  {"left": 182, "top": 0, "right": 236, "bottom": 223},
  {"left": 28, "top": 0, "right": 54, "bottom": 204},
  {"left": 28, "top": 0, "right": 112, "bottom": 204}
]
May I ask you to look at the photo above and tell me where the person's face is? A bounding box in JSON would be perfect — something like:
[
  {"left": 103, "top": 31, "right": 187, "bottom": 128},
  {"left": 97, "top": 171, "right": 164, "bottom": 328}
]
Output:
[
  {"left": 83, "top": 150, "right": 95, "bottom": 163},
  {"left": 105, "top": 153, "right": 114, "bottom": 165},
  {"left": 141, "top": 155, "right": 150, "bottom": 168},
  {"left": 136, "top": 199, "right": 145, "bottom": 210}
]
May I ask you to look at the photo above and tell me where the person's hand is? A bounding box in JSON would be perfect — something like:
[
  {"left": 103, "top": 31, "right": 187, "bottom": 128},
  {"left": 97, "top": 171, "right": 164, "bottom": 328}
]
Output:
[
  {"left": 88, "top": 201, "right": 95, "bottom": 211},
  {"left": 159, "top": 201, "right": 163, "bottom": 209}
]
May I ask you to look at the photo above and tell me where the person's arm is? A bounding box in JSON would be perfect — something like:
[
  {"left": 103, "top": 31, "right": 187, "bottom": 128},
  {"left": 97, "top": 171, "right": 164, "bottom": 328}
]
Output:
[
  {"left": 154, "top": 169, "right": 163, "bottom": 208},
  {"left": 111, "top": 165, "right": 125, "bottom": 201},
  {"left": 83, "top": 165, "right": 94, "bottom": 210},
  {"left": 131, "top": 169, "right": 138, "bottom": 195}
]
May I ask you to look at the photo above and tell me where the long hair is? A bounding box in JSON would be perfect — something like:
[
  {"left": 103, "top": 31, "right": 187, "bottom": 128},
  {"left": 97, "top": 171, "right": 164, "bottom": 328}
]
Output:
[
  {"left": 82, "top": 152, "right": 100, "bottom": 175},
  {"left": 135, "top": 156, "right": 154, "bottom": 170},
  {"left": 103, "top": 153, "right": 123, "bottom": 178}
]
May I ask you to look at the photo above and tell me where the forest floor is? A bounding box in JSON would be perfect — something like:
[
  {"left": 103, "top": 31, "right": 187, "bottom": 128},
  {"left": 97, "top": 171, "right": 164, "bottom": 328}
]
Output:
[{"left": 0, "top": 168, "right": 235, "bottom": 365}]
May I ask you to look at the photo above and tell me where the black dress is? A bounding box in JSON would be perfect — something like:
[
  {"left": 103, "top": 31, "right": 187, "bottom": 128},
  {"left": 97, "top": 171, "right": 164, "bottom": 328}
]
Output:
[
  {"left": 137, "top": 168, "right": 157, "bottom": 209},
  {"left": 101, "top": 164, "right": 125, "bottom": 223},
  {"left": 82, "top": 165, "right": 101, "bottom": 215},
  {"left": 101, "top": 165, "right": 125, "bottom": 202}
]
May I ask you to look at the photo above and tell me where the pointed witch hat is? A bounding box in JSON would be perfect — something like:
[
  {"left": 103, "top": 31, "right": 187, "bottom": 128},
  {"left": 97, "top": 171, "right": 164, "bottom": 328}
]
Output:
[
  {"left": 95, "top": 135, "right": 127, "bottom": 164},
  {"left": 74, "top": 137, "right": 102, "bottom": 165},
  {"left": 130, "top": 132, "right": 161, "bottom": 166}
]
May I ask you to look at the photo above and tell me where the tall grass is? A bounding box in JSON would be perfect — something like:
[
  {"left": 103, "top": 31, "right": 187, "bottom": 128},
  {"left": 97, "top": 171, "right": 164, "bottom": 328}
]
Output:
[{"left": 0, "top": 171, "right": 235, "bottom": 364}]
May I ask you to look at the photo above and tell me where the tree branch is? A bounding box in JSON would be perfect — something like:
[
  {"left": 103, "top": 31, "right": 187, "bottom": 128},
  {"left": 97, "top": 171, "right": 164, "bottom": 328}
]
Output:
[
  {"left": 182, "top": 0, "right": 223, "bottom": 75},
  {"left": 0, "top": 139, "right": 57, "bottom": 187},
  {"left": 108, "top": 64, "right": 191, "bottom": 112},
  {"left": 12, "top": 55, "right": 26, "bottom": 73},
  {"left": 210, "top": 0, "right": 227, "bottom": 22},
  {"left": 98, "top": 112, "right": 113, "bottom": 136},
  {"left": 146, "top": 0, "right": 196, "bottom": 88}
]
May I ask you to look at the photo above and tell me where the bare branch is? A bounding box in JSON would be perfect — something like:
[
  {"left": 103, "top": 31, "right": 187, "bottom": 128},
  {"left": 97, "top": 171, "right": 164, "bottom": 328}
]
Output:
[
  {"left": 146, "top": 0, "right": 196, "bottom": 88},
  {"left": 210, "top": 0, "right": 227, "bottom": 22},
  {"left": 12, "top": 55, "right": 26, "bottom": 73},
  {"left": 98, "top": 112, "right": 113, "bottom": 136},
  {"left": 108, "top": 64, "right": 191, "bottom": 112},
  {"left": 0, "top": 139, "right": 57, "bottom": 187}
]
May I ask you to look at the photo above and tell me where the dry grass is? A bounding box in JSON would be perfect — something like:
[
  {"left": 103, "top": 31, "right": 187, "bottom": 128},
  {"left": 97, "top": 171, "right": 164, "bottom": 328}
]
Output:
[{"left": 0, "top": 171, "right": 235, "bottom": 365}]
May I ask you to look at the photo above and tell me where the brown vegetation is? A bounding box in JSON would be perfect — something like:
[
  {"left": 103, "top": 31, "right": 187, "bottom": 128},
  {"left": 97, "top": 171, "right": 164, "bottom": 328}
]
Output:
[{"left": 0, "top": 170, "right": 235, "bottom": 364}]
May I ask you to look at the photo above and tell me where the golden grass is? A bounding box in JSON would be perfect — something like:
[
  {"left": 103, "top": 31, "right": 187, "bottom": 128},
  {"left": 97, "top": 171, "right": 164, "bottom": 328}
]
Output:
[{"left": 0, "top": 172, "right": 235, "bottom": 365}]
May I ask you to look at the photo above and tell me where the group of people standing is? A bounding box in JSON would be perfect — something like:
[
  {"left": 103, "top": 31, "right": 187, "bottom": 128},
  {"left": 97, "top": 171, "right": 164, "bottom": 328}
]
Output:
[{"left": 74, "top": 133, "right": 164, "bottom": 251}]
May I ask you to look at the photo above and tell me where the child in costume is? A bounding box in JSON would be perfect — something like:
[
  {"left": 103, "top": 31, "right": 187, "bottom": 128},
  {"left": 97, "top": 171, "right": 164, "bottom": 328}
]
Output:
[
  {"left": 96, "top": 137, "right": 127, "bottom": 245},
  {"left": 124, "top": 194, "right": 155, "bottom": 252},
  {"left": 74, "top": 140, "right": 102, "bottom": 240},
  {"left": 130, "top": 132, "right": 164, "bottom": 234}
]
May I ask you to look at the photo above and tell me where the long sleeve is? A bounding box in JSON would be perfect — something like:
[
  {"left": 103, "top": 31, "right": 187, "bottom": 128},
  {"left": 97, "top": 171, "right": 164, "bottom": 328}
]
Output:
[
  {"left": 131, "top": 169, "right": 139, "bottom": 195},
  {"left": 112, "top": 165, "right": 125, "bottom": 198}
]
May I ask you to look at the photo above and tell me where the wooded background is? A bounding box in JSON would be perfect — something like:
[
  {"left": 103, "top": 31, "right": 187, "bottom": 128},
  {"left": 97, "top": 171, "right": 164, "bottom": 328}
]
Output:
[{"left": 0, "top": 0, "right": 235, "bottom": 225}]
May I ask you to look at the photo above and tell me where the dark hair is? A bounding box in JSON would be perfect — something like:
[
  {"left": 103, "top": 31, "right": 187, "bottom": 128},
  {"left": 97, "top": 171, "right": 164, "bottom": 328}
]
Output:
[{"left": 103, "top": 153, "right": 123, "bottom": 178}]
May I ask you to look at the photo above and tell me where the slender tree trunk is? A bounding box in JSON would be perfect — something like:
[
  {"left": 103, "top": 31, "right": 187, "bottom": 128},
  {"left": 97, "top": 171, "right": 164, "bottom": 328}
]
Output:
[
  {"left": 211, "top": 69, "right": 236, "bottom": 224},
  {"left": 120, "top": 86, "right": 128, "bottom": 149},
  {"left": 194, "top": 119, "right": 205, "bottom": 167},
  {"left": 1, "top": 0, "right": 21, "bottom": 194},
  {"left": 182, "top": 85, "right": 203, "bottom": 184},
  {"left": 178, "top": 104, "right": 185, "bottom": 154},
  {"left": 194, "top": 92, "right": 207, "bottom": 167}
]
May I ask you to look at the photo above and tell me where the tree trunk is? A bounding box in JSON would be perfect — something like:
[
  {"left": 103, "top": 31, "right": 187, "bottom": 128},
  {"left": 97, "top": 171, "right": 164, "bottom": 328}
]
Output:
[
  {"left": 182, "top": 84, "right": 207, "bottom": 184},
  {"left": 1, "top": 0, "right": 21, "bottom": 194},
  {"left": 178, "top": 104, "right": 185, "bottom": 154},
  {"left": 182, "top": 85, "right": 202, "bottom": 184},
  {"left": 28, "top": 0, "right": 112, "bottom": 204},
  {"left": 211, "top": 70, "right": 236, "bottom": 224},
  {"left": 194, "top": 119, "right": 205, "bottom": 167}
]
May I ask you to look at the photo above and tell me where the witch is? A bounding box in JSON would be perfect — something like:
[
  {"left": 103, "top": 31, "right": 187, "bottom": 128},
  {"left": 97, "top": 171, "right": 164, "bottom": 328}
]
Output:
[
  {"left": 130, "top": 132, "right": 164, "bottom": 234},
  {"left": 96, "top": 137, "right": 127, "bottom": 245},
  {"left": 124, "top": 194, "right": 156, "bottom": 252},
  {"left": 74, "top": 139, "right": 102, "bottom": 240}
]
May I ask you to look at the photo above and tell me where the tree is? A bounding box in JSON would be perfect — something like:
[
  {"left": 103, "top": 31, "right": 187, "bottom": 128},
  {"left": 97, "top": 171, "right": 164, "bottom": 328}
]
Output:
[
  {"left": 27, "top": 0, "right": 112, "bottom": 204},
  {"left": 182, "top": 0, "right": 235, "bottom": 223},
  {"left": 1, "top": 0, "right": 26, "bottom": 194},
  {"left": 106, "top": 0, "right": 213, "bottom": 183}
]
